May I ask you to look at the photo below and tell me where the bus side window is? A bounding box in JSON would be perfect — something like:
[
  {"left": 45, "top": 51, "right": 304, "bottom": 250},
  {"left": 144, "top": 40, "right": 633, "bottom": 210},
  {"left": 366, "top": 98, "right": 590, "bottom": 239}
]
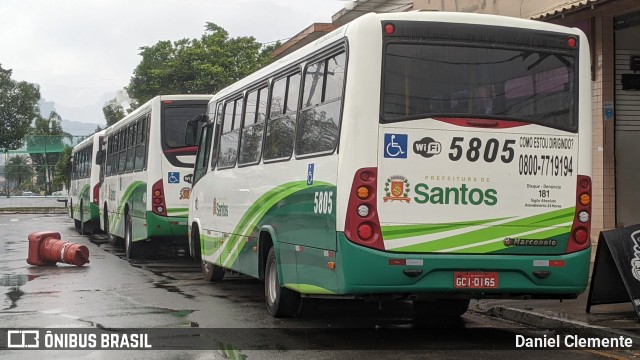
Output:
[
  {"left": 217, "top": 98, "right": 242, "bottom": 169},
  {"left": 264, "top": 71, "right": 299, "bottom": 162},
  {"left": 210, "top": 102, "right": 222, "bottom": 170},
  {"left": 134, "top": 116, "right": 146, "bottom": 172},
  {"left": 193, "top": 123, "right": 213, "bottom": 185},
  {"left": 118, "top": 129, "right": 127, "bottom": 174},
  {"left": 297, "top": 51, "right": 345, "bottom": 157},
  {"left": 125, "top": 123, "right": 135, "bottom": 172},
  {"left": 239, "top": 85, "right": 267, "bottom": 166}
]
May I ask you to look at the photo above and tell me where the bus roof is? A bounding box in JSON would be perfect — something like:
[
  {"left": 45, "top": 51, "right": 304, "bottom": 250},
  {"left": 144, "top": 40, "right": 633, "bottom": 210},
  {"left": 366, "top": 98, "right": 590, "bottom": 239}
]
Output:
[
  {"left": 104, "top": 94, "right": 212, "bottom": 135},
  {"left": 210, "top": 11, "right": 585, "bottom": 103},
  {"left": 72, "top": 129, "right": 106, "bottom": 152}
]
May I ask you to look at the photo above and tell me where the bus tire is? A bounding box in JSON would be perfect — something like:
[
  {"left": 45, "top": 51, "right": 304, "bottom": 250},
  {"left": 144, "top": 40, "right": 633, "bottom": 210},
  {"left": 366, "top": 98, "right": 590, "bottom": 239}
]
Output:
[
  {"left": 79, "top": 202, "right": 87, "bottom": 235},
  {"left": 190, "top": 224, "right": 202, "bottom": 261},
  {"left": 264, "top": 247, "right": 300, "bottom": 317},
  {"left": 413, "top": 298, "right": 470, "bottom": 318},
  {"left": 125, "top": 213, "right": 142, "bottom": 259},
  {"left": 202, "top": 260, "right": 225, "bottom": 282},
  {"left": 105, "top": 206, "right": 121, "bottom": 246}
]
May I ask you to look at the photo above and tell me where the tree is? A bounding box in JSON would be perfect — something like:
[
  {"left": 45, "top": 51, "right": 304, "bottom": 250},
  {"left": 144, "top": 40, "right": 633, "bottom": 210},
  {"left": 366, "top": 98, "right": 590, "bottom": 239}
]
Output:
[
  {"left": 126, "top": 22, "right": 278, "bottom": 106},
  {"left": 102, "top": 88, "right": 131, "bottom": 126},
  {"left": 5, "top": 154, "right": 33, "bottom": 194},
  {"left": 27, "top": 111, "right": 71, "bottom": 194},
  {"left": 0, "top": 64, "right": 41, "bottom": 150},
  {"left": 53, "top": 145, "right": 73, "bottom": 192},
  {"left": 102, "top": 98, "right": 126, "bottom": 126}
]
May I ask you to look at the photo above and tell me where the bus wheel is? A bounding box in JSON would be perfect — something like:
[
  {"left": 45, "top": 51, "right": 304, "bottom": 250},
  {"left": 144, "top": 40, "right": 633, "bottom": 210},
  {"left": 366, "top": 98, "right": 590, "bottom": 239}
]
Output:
[
  {"left": 125, "top": 213, "right": 142, "bottom": 259},
  {"left": 190, "top": 225, "right": 202, "bottom": 261},
  {"left": 265, "top": 247, "right": 300, "bottom": 317},
  {"left": 79, "top": 203, "right": 87, "bottom": 235},
  {"left": 413, "top": 298, "right": 470, "bottom": 318},
  {"left": 201, "top": 260, "right": 225, "bottom": 282},
  {"left": 105, "top": 207, "right": 121, "bottom": 246}
]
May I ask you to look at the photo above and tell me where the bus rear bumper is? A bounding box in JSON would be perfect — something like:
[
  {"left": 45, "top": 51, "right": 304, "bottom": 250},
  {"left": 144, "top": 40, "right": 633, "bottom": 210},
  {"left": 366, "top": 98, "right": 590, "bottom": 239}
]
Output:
[
  {"left": 146, "top": 211, "right": 189, "bottom": 243},
  {"left": 334, "top": 233, "right": 591, "bottom": 298}
]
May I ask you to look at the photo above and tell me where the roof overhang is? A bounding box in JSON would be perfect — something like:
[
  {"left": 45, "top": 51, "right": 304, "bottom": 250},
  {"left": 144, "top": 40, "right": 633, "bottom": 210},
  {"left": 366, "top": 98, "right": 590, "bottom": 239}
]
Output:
[
  {"left": 531, "top": 0, "right": 612, "bottom": 20},
  {"left": 271, "top": 23, "right": 335, "bottom": 60}
]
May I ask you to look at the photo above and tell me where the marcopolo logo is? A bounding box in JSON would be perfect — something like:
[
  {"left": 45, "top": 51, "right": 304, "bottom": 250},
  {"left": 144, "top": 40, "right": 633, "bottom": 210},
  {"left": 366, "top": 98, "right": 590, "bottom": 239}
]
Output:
[
  {"left": 413, "top": 137, "right": 442, "bottom": 158},
  {"left": 503, "top": 237, "right": 557, "bottom": 247}
]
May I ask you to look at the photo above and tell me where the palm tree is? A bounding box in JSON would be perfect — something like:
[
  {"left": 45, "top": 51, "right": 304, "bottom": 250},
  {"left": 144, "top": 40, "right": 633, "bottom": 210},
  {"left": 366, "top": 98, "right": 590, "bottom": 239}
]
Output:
[{"left": 5, "top": 154, "right": 34, "bottom": 195}]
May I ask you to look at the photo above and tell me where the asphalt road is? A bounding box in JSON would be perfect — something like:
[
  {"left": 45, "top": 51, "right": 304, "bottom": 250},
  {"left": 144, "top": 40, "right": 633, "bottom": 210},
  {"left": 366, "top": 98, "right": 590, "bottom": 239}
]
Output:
[{"left": 0, "top": 214, "right": 635, "bottom": 359}]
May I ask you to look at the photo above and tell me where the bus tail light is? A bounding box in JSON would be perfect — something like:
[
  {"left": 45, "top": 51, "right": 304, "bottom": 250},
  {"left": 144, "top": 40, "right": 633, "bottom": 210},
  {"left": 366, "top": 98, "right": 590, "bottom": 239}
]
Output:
[
  {"left": 92, "top": 184, "right": 100, "bottom": 205},
  {"left": 344, "top": 167, "right": 384, "bottom": 250},
  {"left": 566, "top": 175, "right": 591, "bottom": 254},
  {"left": 152, "top": 179, "right": 167, "bottom": 216}
]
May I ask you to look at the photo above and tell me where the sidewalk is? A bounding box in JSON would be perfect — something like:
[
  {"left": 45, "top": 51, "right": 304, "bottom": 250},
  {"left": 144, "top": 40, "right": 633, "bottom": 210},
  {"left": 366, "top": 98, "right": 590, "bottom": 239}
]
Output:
[{"left": 471, "top": 289, "right": 640, "bottom": 341}]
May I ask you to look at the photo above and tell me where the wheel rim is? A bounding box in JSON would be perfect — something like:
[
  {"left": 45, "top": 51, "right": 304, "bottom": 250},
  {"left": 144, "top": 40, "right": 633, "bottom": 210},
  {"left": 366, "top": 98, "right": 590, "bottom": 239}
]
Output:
[
  {"left": 80, "top": 205, "right": 84, "bottom": 233},
  {"left": 267, "top": 258, "right": 278, "bottom": 305},
  {"left": 125, "top": 217, "right": 131, "bottom": 257},
  {"left": 202, "top": 261, "right": 210, "bottom": 277}
]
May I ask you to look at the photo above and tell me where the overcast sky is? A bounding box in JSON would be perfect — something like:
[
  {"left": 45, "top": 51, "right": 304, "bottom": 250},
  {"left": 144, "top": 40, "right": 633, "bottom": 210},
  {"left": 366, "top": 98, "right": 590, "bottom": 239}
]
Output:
[{"left": 0, "top": 0, "right": 346, "bottom": 125}]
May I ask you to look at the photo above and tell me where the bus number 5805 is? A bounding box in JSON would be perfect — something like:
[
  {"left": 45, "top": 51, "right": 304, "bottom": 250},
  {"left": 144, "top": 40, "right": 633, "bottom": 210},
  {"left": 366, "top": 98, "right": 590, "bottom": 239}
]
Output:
[{"left": 314, "top": 191, "right": 333, "bottom": 214}]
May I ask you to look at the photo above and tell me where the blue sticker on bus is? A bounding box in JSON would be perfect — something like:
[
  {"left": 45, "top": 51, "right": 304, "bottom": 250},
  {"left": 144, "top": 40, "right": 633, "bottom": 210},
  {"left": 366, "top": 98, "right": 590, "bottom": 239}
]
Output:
[
  {"left": 168, "top": 172, "right": 180, "bottom": 184},
  {"left": 307, "top": 163, "right": 314, "bottom": 185},
  {"left": 384, "top": 133, "right": 408, "bottom": 159}
]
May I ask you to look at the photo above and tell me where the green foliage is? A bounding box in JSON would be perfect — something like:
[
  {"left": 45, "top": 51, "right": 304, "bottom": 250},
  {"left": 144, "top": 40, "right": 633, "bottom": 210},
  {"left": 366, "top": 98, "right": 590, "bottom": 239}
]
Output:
[
  {"left": 4, "top": 154, "right": 33, "bottom": 194},
  {"left": 27, "top": 111, "right": 71, "bottom": 194},
  {"left": 102, "top": 97, "right": 126, "bottom": 126},
  {"left": 53, "top": 145, "right": 73, "bottom": 191},
  {"left": 127, "top": 22, "right": 278, "bottom": 106},
  {"left": 0, "top": 64, "right": 41, "bottom": 150}
]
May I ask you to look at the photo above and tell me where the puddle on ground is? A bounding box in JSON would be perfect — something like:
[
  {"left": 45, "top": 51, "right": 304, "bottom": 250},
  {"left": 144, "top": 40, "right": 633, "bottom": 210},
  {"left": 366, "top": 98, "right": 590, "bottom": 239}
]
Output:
[
  {"left": 1, "top": 274, "right": 38, "bottom": 310},
  {"left": 0, "top": 274, "right": 39, "bottom": 287}
]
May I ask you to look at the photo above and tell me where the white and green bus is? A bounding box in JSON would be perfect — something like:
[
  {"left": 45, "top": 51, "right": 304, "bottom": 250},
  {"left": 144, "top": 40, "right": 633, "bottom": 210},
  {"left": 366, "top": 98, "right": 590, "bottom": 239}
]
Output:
[
  {"left": 69, "top": 129, "right": 106, "bottom": 235},
  {"left": 100, "top": 94, "right": 211, "bottom": 258},
  {"left": 188, "top": 12, "right": 592, "bottom": 317}
]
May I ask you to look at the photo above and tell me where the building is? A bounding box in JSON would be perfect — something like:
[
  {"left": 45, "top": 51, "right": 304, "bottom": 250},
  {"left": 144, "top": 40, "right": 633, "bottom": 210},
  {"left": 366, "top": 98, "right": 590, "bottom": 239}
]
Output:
[{"left": 274, "top": 0, "right": 640, "bottom": 250}]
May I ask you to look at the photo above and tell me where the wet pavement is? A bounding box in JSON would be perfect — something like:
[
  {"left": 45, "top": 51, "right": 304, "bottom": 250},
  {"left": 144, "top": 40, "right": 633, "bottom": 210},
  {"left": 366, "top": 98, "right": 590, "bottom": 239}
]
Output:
[{"left": 1, "top": 214, "right": 640, "bottom": 359}]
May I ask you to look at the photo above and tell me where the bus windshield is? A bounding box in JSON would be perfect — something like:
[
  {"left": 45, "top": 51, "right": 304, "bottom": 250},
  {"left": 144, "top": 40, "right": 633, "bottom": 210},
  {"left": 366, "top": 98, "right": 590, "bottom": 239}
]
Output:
[{"left": 383, "top": 41, "right": 577, "bottom": 132}]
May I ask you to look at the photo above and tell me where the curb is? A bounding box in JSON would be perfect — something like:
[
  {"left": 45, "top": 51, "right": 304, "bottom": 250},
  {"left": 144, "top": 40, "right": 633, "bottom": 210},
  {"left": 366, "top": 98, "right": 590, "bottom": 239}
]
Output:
[
  {"left": 0, "top": 208, "right": 67, "bottom": 214},
  {"left": 477, "top": 305, "right": 640, "bottom": 341}
]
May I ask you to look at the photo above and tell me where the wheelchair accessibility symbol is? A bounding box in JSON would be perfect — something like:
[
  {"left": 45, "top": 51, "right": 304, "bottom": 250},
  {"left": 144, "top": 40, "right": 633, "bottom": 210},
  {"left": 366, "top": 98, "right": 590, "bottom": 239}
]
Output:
[
  {"left": 168, "top": 172, "right": 180, "bottom": 184},
  {"left": 384, "top": 134, "right": 408, "bottom": 159}
]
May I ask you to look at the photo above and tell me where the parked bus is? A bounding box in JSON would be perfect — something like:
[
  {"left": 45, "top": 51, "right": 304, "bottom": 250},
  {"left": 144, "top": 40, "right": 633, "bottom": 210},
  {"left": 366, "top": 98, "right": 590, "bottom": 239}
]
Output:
[
  {"left": 100, "top": 95, "right": 211, "bottom": 258},
  {"left": 69, "top": 129, "right": 106, "bottom": 235},
  {"left": 188, "top": 12, "right": 592, "bottom": 317}
]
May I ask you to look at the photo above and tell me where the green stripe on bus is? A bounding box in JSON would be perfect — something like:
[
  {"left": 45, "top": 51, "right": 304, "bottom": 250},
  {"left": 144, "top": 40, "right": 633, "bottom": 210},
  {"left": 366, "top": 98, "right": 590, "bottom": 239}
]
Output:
[
  {"left": 381, "top": 217, "right": 510, "bottom": 240},
  {"left": 452, "top": 227, "right": 570, "bottom": 254},
  {"left": 213, "top": 181, "right": 332, "bottom": 267},
  {"left": 283, "top": 283, "right": 336, "bottom": 295},
  {"left": 111, "top": 181, "right": 146, "bottom": 234},
  {"left": 167, "top": 208, "right": 188, "bottom": 214},
  {"left": 389, "top": 207, "right": 574, "bottom": 253},
  {"left": 73, "top": 184, "right": 90, "bottom": 219}
]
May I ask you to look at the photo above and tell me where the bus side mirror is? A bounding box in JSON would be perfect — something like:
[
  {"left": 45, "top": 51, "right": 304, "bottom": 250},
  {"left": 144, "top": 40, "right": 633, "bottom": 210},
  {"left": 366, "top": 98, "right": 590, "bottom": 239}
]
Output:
[
  {"left": 95, "top": 150, "right": 105, "bottom": 165},
  {"left": 184, "top": 174, "right": 193, "bottom": 184},
  {"left": 185, "top": 114, "right": 206, "bottom": 146}
]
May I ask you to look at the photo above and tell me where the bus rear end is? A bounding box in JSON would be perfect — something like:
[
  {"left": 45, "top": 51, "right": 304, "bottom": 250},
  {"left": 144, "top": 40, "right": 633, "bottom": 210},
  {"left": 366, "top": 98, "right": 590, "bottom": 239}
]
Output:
[
  {"left": 150, "top": 97, "right": 210, "bottom": 241},
  {"left": 339, "top": 17, "right": 591, "bottom": 304}
]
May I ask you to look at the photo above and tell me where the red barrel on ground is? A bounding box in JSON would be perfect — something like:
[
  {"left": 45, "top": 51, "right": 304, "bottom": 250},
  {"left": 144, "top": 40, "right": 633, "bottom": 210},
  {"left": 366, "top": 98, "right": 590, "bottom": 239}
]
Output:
[{"left": 27, "top": 231, "right": 90, "bottom": 267}]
